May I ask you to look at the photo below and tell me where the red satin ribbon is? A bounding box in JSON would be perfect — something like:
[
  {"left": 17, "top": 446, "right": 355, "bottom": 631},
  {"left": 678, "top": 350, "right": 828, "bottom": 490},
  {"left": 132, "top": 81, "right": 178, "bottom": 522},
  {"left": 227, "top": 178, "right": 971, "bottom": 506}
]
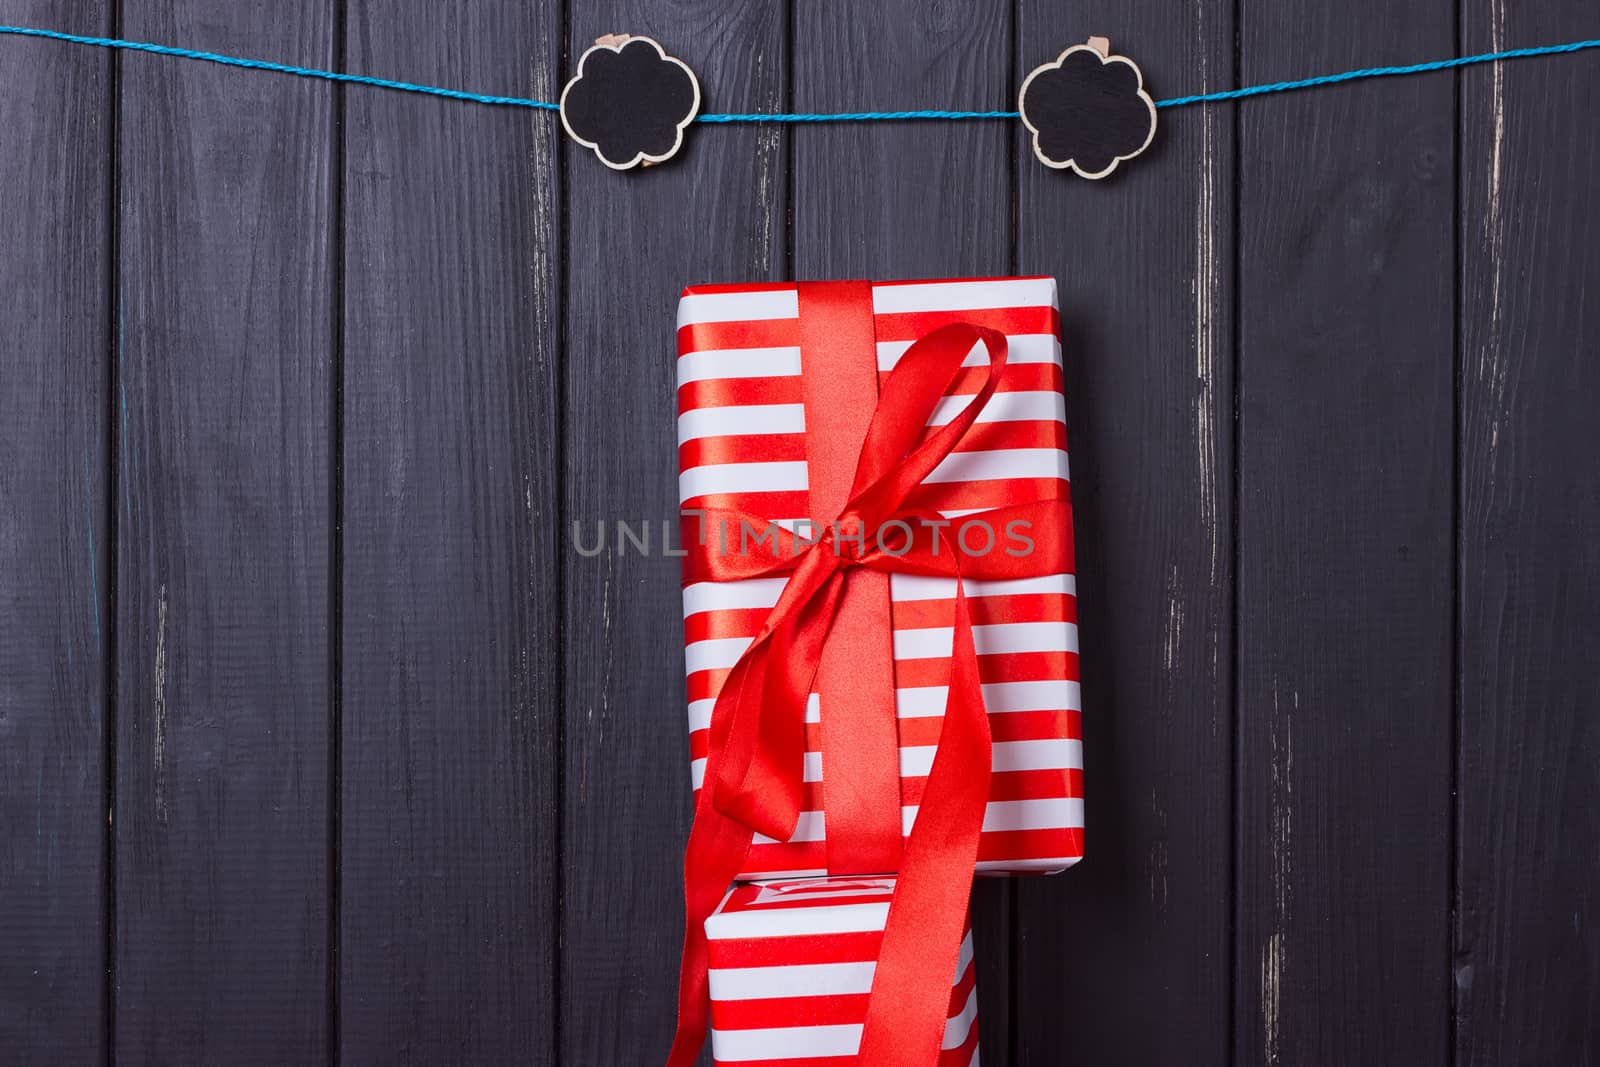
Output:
[
  {"left": 667, "top": 318, "right": 1074, "bottom": 1066},
  {"left": 798, "top": 282, "right": 903, "bottom": 878}
]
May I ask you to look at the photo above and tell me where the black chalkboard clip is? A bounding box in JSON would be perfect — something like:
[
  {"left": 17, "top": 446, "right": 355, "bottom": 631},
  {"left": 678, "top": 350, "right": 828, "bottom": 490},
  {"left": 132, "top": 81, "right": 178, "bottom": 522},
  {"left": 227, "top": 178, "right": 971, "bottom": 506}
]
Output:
[
  {"left": 560, "top": 35, "right": 702, "bottom": 171},
  {"left": 1019, "top": 37, "right": 1158, "bottom": 179}
]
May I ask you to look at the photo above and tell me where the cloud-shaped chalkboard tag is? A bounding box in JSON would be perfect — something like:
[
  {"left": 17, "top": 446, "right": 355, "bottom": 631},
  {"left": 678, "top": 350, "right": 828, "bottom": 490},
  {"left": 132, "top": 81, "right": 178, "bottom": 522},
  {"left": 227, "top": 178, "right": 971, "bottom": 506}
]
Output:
[
  {"left": 560, "top": 35, "right": 701, "bottom": 170},
  {"left": 1019, "top": 37, "right": 1157, "bottom": 179}
]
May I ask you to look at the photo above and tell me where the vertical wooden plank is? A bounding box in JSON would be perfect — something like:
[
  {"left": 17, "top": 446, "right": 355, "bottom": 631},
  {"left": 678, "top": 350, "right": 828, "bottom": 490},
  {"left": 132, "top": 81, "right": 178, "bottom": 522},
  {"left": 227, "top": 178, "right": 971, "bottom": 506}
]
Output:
[
  {"left": 789, "top": 4, "right": 1016, "bottom": 1060},
  {"left": 340, "top": 2, "right": 562, "bottom": 1061},
  {"left": 0, "top": 3, "right": 110, "bottom": 1059},
  {"left": 1234, "top": 2, "right": 1455, "bottom": 1063},
  {"left": 114, "top": 3, "right": 334, "bottom": 1062},
  {"left": 560, "top": 4, "right": 786, "bottom": 1062},
  {"left": 1012, "top": 5, "right": 1235, "bottom": 1064},
  {"left": 1457, "top": 3, "right": 1600, "bottom": 1062}
]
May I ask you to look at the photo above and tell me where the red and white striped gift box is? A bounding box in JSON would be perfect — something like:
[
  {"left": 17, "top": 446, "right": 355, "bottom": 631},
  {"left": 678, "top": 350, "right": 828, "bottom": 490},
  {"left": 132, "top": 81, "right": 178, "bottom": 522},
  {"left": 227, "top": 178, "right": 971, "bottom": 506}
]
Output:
[
  {"left": 675, "top": 276, "right": 1084, "bottom": 881},
  {"left": 706, "top": 877, "right": 979, "bottom": 1066}
]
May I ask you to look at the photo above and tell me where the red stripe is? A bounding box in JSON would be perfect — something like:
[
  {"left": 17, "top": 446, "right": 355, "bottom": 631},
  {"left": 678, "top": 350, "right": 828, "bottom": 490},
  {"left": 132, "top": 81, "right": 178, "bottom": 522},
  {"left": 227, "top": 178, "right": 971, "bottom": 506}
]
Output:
[
  {"left": 682, "top": 281, "right": 796, "bottom": 297},
  {"left": 707, "top": 929, "right": 884, "bottom": 968},
  {"left": 892, "top": 360, "right": 1062, "bottom": 397},
  {"left": 685, "top": 606, "right": 777, "bottom": 644},
  {"left": 676, "top": 361, "right": 1060, "bottom": 414},
  {"left": 872, "top": 305, "right": 1059, "bottom": 341},
  {"left": 900, "top": 477, "right": 1070, "bottom": 515},
  {"left": 677, "top": 419, "right": 1065, "bottom": 478},
  {"left": 680, "top": 490, "right": 812, "bottom": 517},
  {"left": 679, "top": 434, "right": 809, "bottom": 471},
  {"left": 678, "top": 376, "right": 804, "bottom": 413},
  {"left": 699, "top": 764, "right": 1082, "bottom": 817},
  {"left": 679, "top": 317, "right": 800, "bottom": 353},
  {"left": 687, "top": 641, "right": 1082, "bottom": 699},
  {"left": 871, "top": 274, "right": 1054, "bottom": 289},
  {"left": 976, "top": 826, "right": 1083, "bottom": 863},
  {"left": 892, "top": 592, "right": 1075, "bottom": 630},
  {"left": 741, "top": 825, "right": 1082, "bottom": 881},
  {"left": 895, "top": 709, "right": 1080, "bottom": 748},
  {"left": 688, "top": 708, "right": 1081, "bottom": 768},
  {"left": 687, "top": 590, "right": 1073, "bottom": 636},
  {"left": 712, "top": 992, "right": 869, "bottom": 1031},
  {"left": 890, "top": 649, "right": 1079, "bottom": 687}
]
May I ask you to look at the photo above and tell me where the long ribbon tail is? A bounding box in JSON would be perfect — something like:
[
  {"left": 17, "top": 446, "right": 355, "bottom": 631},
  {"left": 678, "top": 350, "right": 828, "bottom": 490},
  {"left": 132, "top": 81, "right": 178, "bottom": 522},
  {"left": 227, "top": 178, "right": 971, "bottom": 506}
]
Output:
[
  {"left": 667, "top": 623, "right": 772, "bottom": 1066},
  {"left": 857, "top": 578, "right": 993, "bottom": 1065},
  {"left": 665, "top": 791, "right": 753, "bottom": 1066}
]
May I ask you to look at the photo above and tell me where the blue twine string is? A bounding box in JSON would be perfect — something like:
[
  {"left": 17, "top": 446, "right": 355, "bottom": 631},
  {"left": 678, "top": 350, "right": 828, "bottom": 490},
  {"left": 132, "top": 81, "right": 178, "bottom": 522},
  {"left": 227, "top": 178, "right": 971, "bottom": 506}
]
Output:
[{"left": 2, "top": 23, "right": 1598, "bottom": 120}]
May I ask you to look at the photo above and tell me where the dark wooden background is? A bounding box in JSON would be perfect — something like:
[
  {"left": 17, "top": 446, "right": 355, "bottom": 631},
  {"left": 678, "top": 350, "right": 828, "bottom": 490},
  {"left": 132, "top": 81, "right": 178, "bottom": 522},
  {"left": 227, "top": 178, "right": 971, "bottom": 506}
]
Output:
[{"left": 2, "top": 0, "right": 1597, "bottom": 1063}]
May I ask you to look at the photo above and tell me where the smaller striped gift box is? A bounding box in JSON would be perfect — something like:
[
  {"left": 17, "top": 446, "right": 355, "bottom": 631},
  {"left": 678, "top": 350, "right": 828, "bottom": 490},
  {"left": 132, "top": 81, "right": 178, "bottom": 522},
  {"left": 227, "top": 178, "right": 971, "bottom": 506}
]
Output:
[{"left": 706, "top": 877, "right": 979, "bottom": 1066}]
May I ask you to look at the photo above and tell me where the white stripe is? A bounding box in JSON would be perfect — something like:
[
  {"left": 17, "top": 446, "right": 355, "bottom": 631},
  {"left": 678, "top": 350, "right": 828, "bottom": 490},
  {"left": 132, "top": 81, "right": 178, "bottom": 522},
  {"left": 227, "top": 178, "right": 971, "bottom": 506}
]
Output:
[
  {"left": 894, "top": 686, "right": 950, "bottom": 718},
  {"left": 924, "top": 447, "right": 1070, "bottom": 485},
  {"left": 899, "top": 738, "right": 1082, "bottom": 778},
  {"left": 709, "top": 981, "right": 978, "bottom": 1061},
  {"left": 878, "top": 332, "right": 1060, "bottom": 371},
  {"left": 693, "top": 678, "right": 1079, "bottom": 724},
  {"left": 705, "top": 897, "right": 887, "bottom": 940},
  {"left": 870, "top": 278, "right": 1057, "bottom": 314},
  {"left": 893, "top": 621, "right": 1078, "bottom": 660},
  {"left": 976, "top": 855, "right": 1080, "bottom": 875},
  {"left": 953, "top": 931, "right": 975, "bottom": 986},
  {"left": 683, "top": 577, "right": 787, "bottom": 617},
  {"left": 890, "top": 572, "right": 1076, "bottom": 602},
  {"left": 709, "top": 960, "right": 876, "bottom": 1000},
  {"left": 903, "top": 797, "right": 1084, "bottom": 835},
  {"left": 680, "top": 460, "right": 808, "bottom": 503},
  {"left": 678, "top": 288, "right": 798, "bottom": 326},
  {"left": 679, "top": 403, "right": 805, "bottom": 442},
  {"left": 683, "top": 571, "right": 1077, "bottom": 617},
  {"left": 750, "top": 878, "right": 895, "bottom": 904},
  {"left": 752, "top": 797, "right": 1080, "bottom": 850},
  {"left": 980, "top": 679, "right": 1082, "bottom": 713},
  {"left": 944, "top": 983, "right": 979, "bottom": 1049},
  {"left": 699, "top": 736, "right": 1079, "bottom": 787},
  {"left": 695, "top": 751, "right": 823, "bottom": 790},
  {"left": 676, "top": 345, "right": 801, "bottom": 385},
  {"left": 711, "top": 1023, "right": 864, "bottom": 1061},
  {"left": 869, "top": 679, "right": 1083, "bottom": 719},
  {"left": 687, "top": 698, "right": 715, "bottom": 733},
  {"left": 685, "top": 635, "right": 753, "bottom": 675},
  {"left": 753, "top": 809, "right": 825, "bottom": 845},
  {"left": 980, "top": 797, "right": 1084, "bottom": 832},
  {"left": 929, "top": 389, "right": 1066, "bottom": 427}
]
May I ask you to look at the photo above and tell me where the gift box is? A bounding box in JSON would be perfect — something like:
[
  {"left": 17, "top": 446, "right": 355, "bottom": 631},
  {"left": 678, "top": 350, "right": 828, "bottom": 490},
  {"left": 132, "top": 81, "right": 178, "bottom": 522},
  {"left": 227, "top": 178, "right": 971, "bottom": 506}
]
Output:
[
  {"left": 706, "top": 877, "right": 979, "bottom": 1066},
  {"left": 675, "top": 277, "right": 1084, "bottom": 881}
]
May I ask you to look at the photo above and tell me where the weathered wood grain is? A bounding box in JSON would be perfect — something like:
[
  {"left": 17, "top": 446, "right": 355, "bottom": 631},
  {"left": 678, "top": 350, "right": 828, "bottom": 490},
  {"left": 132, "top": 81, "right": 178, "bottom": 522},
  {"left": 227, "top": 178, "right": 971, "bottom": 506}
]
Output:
[
  {"left": 1234, "top": 1, "right": 1456, "bottom": 1063},
  {"left": 1457, "top": 2, "right": 1600, "bottom": 1063},
  {"left": 113, "top": 2, "right": 334, "bottom": 1062},
  {"left": 339, "top": 2, "right": 563, "bottom": 1062},
  {"left": 1012, "top": 3, "right": 1236, "bottom": 1063},
  {"left": 0, "top": 2, "right": 111, "bottom": 1059},
  {"left": 789, "top": 3, "right": 1017, "bottom": 1060},
  {"left": 560, "top": 3, "right": 786, "bottom": 1062}
]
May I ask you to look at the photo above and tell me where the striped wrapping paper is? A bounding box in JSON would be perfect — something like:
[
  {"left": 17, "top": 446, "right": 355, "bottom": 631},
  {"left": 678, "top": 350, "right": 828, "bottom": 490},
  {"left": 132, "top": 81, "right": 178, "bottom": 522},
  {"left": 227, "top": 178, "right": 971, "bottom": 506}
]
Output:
[
  {"left": 706, "top": 877, "right": 979, "bottom": 1066},
  {"left": 676, "top": 276, "right": 1084, "bottom": 880}
]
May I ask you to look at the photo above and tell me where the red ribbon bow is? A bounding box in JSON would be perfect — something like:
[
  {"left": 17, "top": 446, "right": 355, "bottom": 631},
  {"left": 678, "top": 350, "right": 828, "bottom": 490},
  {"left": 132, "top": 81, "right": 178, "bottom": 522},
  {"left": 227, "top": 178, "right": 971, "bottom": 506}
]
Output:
[{"left": 668, "top": 319, "right": 1073, "bottom": 1066}]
